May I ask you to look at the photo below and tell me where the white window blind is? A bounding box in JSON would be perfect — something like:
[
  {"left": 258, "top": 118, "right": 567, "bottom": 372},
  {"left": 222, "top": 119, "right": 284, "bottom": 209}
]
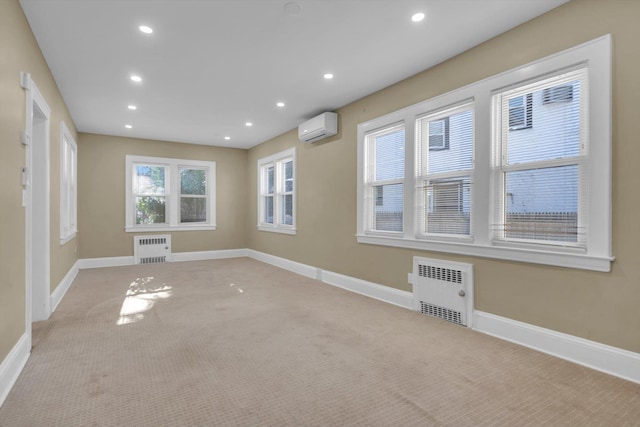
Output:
[
  {"left": 492, "top": 67, "right": 587, "bottom": 246},
  {"left": 364, "top": 124, "right": 405, "bottom": 233},
  {"left": 416, "top": 103, "right": 474, "bottom": 237}
]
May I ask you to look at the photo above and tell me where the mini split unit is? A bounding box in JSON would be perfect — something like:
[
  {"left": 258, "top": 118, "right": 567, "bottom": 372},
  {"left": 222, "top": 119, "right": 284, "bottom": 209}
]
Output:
[{"left": 298, "top": 112, "right": 338, "bottom": 143}]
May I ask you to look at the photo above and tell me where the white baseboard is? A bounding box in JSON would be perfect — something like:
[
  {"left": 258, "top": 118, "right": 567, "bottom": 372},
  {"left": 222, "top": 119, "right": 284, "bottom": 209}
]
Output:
[
  {"left": 51, "top": 260, "right": 79, "bottom": 313},
  {"left": 70, "top": 249, "right": 639, "bottom": 385},
  {"left": 474, "top": 311, "right": 640, "bottom": 384},
  {"left": 171, "top": 248, "right": 249, "bottom": 262},
  {"left": 78, "top": 256, "right": 134, "bottom": 269},
  {"left": 246, "top": 249, "right": 321, "bottom": 280},
  {"left": 320, "top": 270, "right": 413, "bottom": 309},
  {"left": 0, "top": 334, "right": 30, "bottom": 408}
]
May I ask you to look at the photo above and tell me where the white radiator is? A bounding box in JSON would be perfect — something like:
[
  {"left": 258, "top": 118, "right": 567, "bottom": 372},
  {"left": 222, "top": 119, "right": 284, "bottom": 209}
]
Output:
[
  {"left": 134, "top": 235, "right": 171, "bottom": 264},
  {"left": 409, "top": 256, "right": 473, "bottom": 327}
]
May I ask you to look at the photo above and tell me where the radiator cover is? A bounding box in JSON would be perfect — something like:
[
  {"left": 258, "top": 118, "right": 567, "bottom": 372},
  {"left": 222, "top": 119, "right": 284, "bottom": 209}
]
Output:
[
  {"left": 409, "top": 257, "right": 473, "bottom": 327},
  {"left": 134, "top": 235, "right": 171, "bottom": 264}
]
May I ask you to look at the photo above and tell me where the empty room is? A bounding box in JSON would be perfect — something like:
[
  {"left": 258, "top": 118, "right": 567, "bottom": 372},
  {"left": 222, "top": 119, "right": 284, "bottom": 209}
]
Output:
[{"left": 1, "top": 0, "right": 639, "bottom": 425}]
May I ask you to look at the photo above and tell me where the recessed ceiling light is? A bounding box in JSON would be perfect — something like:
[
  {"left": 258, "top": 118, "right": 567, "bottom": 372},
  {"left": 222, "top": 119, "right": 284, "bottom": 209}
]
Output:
[
  {"left": 276, "top": 102, "right": 285, "bottom": 108},
  {"left": 128, "top": 105, "right": 137, "bottom": 110},
  {"left": 411, "top": 12, "right": 425, "bottom": 22},
  {"left": 245, "top": 122, "right": 253, "bottom": 127},
  {"left": 130, "top": 75, "right": 142, "bottom": 83},
  {"left": 224, "top": 136, "right": 231, "bottom": 140},
  {"left": 125, "top": 124, "right": 133, "bottom": 129},
  {"left": 323, "top": 73, "right": 334, "bottom": 80},
  {"left": 139, "top": 25, "right": 153, "bottom": 34}
]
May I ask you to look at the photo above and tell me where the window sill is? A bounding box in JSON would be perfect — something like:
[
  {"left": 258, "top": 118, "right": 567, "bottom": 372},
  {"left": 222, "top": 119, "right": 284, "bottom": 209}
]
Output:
[
  {"left": 356, "top": 234, "right": 613, "bottom": 272},
  {"left": 125, "top": 225, "right": 216, "bottom": 233},
  {"left": 257, "top": 225, "right": 297, "bottom": 235},
  {"left": 59, "top": 231, "right": 77, "bottom": 245}
]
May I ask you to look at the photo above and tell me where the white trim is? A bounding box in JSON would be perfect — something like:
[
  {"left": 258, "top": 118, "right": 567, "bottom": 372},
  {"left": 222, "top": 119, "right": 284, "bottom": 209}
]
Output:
[
  {"left": 24, "top": 75, "right": 52, "bottom": 324},
  {"left": 0, "top": 334, "right": 30, "bottom": 407},
  {"left": 246, "top": 249, "right": 319, "bottom": 279},
  {"left": 51, "top": 260, "right": 79, "bottom": 312},
  {"left": 66, "top": 249, "right": 638, "bottom": 384},
  {"left": 59, "top": 120, "right": 77, "bottom": 245},
  {"left": 78, "top": 256, "right": 134, "bottom": 269},
  {"left": 171, "top": 249, "right": 249, "bottom": 262},
  {"left": 357, "top": 234, "right": 613, "bottom": 272},
  {"left": 474, "top": 311, "right": 640, "bottom": 384},
  {"left": 356, "top": 35, "right": 612, "bottom": 272},
  {"left": 125, "top": 225, "right": 216, "bottom": 233},
  {"left": 256, "top": 147, "right": 297, "bottom": 234},
  {"left": 125, "top": 155, "right": 216, "bottom": 231},
  {"left": 320, "top": 270, "right": 413, "bottom": 310}
]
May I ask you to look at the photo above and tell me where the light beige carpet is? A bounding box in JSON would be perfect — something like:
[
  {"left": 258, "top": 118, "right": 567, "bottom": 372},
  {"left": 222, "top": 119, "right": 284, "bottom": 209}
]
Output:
[{"left": 1, "top": 258, "right": 638, "bottom": 426}]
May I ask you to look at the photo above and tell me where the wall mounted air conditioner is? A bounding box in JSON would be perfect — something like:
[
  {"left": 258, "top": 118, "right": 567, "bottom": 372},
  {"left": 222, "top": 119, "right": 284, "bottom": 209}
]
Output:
[{"left": 298, "top": 112, "right": 338, "bottom": 143}]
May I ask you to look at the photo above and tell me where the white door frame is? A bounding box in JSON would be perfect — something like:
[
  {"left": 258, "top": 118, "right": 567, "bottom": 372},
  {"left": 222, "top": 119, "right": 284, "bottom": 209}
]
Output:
[{"left": 22, "top": 72, "right": 51, "bottom": 334}]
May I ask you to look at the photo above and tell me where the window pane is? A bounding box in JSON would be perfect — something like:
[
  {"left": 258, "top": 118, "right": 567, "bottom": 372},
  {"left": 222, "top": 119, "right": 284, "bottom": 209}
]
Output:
[
  {"left": 135, "top": 165, "right": 165, "bottom": 195},
  {"left": 264, "top": 196, "right": 274, "bottom": 224},
  {"left": 507, "top": 80, "right": 581, "bottom": 163},
  {"left": 424, "top": 178, "right": 471, "bottom": 235},
  {"left": 180, "top": 169, "right": 206, "bottom": 195},
  {"left": 266, "top": 166, "right": 275, "bottom": 194},
  {"left": 281, "top": 194, "right": 293, "bottom": 225},
  {"left": 373, "top": 183, "right": 403, "bottom": 232},
  {"left": 180, "top": 197, "right": 206, "bottom": 223},
  {"left": 422, "top": 109, "right": 473, "bottom": 173},
  {"left": 284, "top": 160, "right": 293, "bottom": 180},
  {"left": 504, "top": 165, "right": 578, "bottom": 242},
  {"left": 135, "top": 196, "right": 166, "bottom": 224},
  {"left": 374, "top": 129, "right": 404, "bottom": 181}
]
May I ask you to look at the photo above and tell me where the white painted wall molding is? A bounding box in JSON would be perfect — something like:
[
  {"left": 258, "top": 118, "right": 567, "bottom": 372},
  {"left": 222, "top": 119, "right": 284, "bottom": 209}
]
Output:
[
  {"left": 246, "top": 249, "right": 320, "bottom": 280},
  {"left": 0, "top": 334, "right": 30, "bottom": 408},
  {"left": 320, "top": 270, "right": 413, "bottom": 310},
  {"left": 171, "top": 249, "right": 249, "bottom": 262},
  {"left": 51, "top": 260, "right": 79, "bottom": 313},
  {"left": 78, "top": 256, "right": 134, "bottom": 269},
  {"left": 474, "top": 311, "right": 640, "bottom": 384}
]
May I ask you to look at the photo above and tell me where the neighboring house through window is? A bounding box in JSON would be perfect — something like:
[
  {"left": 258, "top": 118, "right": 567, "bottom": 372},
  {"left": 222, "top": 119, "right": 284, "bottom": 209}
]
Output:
[
  {"left": 125, "top": 155, "right": 216, "bottom": 232},
  {"left": 60, "top": 121, "right": 77, "bottom": 244},
  {"left": 257, "top": 147, "right": 296, "bottom": 234}
]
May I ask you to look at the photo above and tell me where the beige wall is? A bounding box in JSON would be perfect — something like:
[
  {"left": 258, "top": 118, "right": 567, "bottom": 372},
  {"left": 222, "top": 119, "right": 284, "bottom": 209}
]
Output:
[
  {"left": 248, "top": 0, "right": 640, "bottom": 353},
  {"left": 0, "top": 0, "right": 78, "bottom": 361},
  {"left": 78, "top": 133, "right": 247, "bottom": 258}
]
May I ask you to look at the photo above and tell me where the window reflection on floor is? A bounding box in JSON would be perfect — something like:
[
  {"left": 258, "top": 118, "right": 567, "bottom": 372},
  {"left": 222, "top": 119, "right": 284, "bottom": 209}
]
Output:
[{"left": 117, "top": 277, "right": 172, "bottom": 325}]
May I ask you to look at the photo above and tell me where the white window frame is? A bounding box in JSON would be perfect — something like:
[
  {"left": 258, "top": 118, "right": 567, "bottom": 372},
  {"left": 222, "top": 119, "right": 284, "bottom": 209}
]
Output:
[
  {"left": 125, "top": 155, "right": 216, "bottom": 232},
  {"left": 356, "top": 35, "right": 612, "bottom": 272},
  {"left": 257, "top": 147, "right": 296, "bottom": 234},
  {"left": 59, "top": 121, "right": 77, "bottom": 245}
]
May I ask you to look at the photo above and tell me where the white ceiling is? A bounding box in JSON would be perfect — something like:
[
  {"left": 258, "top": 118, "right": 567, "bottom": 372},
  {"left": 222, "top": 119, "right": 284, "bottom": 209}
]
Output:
[{"left": 19, "top": 0, "right": 567, "bottom": 149}]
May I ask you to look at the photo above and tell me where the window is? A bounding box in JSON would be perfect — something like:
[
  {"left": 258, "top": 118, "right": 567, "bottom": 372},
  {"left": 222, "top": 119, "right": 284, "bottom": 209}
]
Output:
[
  {"left": 508, "top": 93, "right": 533, "bottom": 130},
  {"left": 60, "top": 121, "right": 77, "bottom": 244},
  {"left": 125, "top": 155, "right": 216, "bottom": 232},
  {"left": 257, "top": 148, "right": 296, "bottom": 234},
  {"left": 417, "top": 104, "right": 473, "bottom": 236},
  {"left": 357, "top": 35, "right": 612, "bottom": 271},
  {"left": 494, "top": 69, "right": 586, "bottom": 246},
  {"left": 363, "top": 124, "right": 405, "bottom": 233}
]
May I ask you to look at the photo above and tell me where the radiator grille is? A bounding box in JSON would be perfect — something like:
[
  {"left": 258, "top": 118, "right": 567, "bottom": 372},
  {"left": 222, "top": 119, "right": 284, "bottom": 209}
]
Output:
[
  {"left": 138, "top": 237, "right": 168, "bottom": 246},
  {"left": 139, "top": 256, "right": 167, "bottom": 264},
  {"left": 420, "top": 301, "right": 463, "bottom": 325},
  {"left": 418, "top": 264, "right": 462, "bottom": 284}
]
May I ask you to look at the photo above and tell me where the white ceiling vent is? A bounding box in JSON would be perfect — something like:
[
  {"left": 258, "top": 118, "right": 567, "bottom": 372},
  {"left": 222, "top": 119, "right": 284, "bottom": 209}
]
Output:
[
  {"left": 298, "top": 112, "right": 338, "bottom": 143},
  {"left": 409, "top": 257, "right": 473, "bottom": 327}
]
